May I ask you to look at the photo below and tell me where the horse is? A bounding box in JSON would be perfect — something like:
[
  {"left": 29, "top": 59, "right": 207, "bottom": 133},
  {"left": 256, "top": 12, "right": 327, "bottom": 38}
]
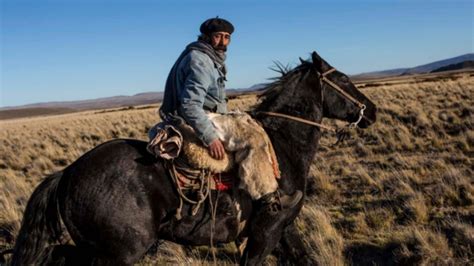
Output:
[{"left": 9, "top": 51, "right": 376, "bottom": 265}]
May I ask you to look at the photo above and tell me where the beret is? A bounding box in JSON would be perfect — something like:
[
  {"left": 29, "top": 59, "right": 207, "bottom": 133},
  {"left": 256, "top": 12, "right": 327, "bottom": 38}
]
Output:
[{"left": 200, "top": 17, "right": 234, "bottom": 35}]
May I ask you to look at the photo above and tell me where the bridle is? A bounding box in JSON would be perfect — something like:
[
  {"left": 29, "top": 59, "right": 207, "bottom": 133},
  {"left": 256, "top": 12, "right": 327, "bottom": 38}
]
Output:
[
  {"left": 318, "top": 68, "right": 367, "bottom": 129},
  {"left": 260, "top": 68, "right": 367, "bottom": 133}
]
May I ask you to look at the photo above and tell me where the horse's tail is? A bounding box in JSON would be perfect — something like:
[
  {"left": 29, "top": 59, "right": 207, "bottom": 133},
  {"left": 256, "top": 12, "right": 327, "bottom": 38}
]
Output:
[{"left": 11, "top": 171, "right": 63, "bottom": 266}]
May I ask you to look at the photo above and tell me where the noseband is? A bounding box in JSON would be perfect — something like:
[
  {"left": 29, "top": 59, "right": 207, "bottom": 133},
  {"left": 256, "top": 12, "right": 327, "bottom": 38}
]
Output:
[{"left": 260, "top": 68, "right": 367, "bottom": 132}]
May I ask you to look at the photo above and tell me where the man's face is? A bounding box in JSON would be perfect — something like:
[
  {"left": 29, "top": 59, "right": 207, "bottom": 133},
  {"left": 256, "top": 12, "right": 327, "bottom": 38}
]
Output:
[{"left": 210, "top": 31, "right": 231, "bottom": 52}]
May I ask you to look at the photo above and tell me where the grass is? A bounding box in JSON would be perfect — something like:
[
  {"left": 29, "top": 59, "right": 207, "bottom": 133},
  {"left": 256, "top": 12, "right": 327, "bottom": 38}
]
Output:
[{"left": 0, "top": 71, "right": 472, "bottom": 264}]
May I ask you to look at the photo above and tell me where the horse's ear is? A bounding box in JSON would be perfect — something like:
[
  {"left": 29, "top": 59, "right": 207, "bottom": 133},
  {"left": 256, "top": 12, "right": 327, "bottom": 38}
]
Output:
[
  {"left": 299, "top": 57, "right": 307, "bottom": 65},
  {"left": 312, "top": 51, "right": 330, "bottom": 72}
]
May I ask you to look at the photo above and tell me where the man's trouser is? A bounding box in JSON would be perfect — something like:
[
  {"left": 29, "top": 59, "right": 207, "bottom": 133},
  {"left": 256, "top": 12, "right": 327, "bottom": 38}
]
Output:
[{"left": 208, "top": 113, "right": 279, "bottom": 200}]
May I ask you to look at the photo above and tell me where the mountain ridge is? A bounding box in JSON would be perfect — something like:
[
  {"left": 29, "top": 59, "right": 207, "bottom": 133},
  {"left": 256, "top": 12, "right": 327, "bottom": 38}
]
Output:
[
  {"left": 2, "top": 53, "right": 472, "bottom": 118},
  {"left": 351, "top": 53, "right": 473, "bottom": 80}
]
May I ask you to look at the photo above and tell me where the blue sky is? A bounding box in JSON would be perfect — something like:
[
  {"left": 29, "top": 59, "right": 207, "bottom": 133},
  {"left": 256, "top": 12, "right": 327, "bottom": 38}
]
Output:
[{"left": 1, "top": 0, "right": 472, "bottom": 107}]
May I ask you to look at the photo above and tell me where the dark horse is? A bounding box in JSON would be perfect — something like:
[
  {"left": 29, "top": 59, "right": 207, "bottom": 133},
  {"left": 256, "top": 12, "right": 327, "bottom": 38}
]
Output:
[{"left": 10, "top": 52, "right": 376, "bottom": 265}]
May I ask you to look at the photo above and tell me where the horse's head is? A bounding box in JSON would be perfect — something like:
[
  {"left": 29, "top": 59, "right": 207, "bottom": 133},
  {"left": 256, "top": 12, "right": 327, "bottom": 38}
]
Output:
[
  {"left": 256, "top": 51, "right": 376, "bottom": 131},
  {"left": 311, "top": 51, "right": 377, "bottom": 128}
]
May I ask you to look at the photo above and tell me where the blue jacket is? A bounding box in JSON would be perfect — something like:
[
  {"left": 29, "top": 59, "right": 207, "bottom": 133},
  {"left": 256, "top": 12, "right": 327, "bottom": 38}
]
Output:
[{"left": 160, "top": 48, "right": 227, "bottom": 145}]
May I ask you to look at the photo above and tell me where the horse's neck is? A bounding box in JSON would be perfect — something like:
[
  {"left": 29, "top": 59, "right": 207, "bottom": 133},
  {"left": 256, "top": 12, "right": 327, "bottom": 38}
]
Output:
[
  {"left": 265, "top": 123, "right": 321, "bottom": 191},
  {"left": 257, "top": 74, "right": 324, "bottom": 191}
]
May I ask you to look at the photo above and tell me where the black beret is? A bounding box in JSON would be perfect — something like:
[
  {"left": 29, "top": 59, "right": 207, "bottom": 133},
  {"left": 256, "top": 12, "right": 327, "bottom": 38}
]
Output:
[{"left": 200, "top": 17, "right": 234, "bottom": 35}]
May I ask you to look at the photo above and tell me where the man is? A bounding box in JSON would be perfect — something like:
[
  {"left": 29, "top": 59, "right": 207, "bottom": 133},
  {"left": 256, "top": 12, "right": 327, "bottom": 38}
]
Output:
[{"left": 158, "top": 17, "right": 302, "bottom": 212}]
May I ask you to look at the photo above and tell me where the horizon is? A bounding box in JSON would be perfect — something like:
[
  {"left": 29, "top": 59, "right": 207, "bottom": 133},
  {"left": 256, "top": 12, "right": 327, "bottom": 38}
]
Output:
[
  {"left": 1, "top": 52, "right": 472, "bottom": 109},
  {"left": 1, "top": 0, "right": 473, "bottom": 107}
]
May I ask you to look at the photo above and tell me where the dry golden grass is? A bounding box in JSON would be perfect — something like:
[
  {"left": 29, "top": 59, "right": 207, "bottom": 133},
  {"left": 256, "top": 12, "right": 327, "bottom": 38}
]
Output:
[
  {"left": 0, "top": 71, "right": 472, "bottom": 264},
  {"left": 295, "top": 204, "right": 345, "bottom": 265}
]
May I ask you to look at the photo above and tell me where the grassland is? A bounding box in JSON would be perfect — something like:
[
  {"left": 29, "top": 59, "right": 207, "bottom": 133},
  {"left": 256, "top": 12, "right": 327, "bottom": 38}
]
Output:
[{"left": 0, "top": 71, "right": 472, "bottom": 265}]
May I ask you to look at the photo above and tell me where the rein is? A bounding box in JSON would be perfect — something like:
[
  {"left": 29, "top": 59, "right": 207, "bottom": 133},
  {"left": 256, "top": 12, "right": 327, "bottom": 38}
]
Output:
[
  {"left": 260, "top": 68, "right": 366, "bottom": 133},
  {"left": 259, "top": 111, "right": 337, "bottom": 132}
]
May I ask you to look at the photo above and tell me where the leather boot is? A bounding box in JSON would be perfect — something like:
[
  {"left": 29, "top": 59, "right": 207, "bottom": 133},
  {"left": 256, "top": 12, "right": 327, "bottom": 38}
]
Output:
[{"left": 258, "top": 190, "right": 303, "bottom": 214}]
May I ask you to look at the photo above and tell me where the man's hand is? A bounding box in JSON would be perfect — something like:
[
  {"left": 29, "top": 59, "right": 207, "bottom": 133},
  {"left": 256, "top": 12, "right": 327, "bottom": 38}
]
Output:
[{"left": 209, "top": 139, "right": 225, "bottom": 160}]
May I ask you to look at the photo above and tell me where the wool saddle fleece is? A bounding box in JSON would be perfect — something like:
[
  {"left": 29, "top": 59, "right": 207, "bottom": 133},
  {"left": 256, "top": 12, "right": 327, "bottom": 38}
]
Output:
[{"left": 148, "top": 112, "right": 280, "bottom": 200}]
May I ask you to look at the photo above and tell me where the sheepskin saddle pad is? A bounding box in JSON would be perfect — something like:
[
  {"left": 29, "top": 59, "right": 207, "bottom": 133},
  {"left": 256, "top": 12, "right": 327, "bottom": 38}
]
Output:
[
  {"left": 177, "top": 122, "right": 235, "bottom": 173},
  {"left": 147, "top": 121, "right": 234, "bottom": 173}
]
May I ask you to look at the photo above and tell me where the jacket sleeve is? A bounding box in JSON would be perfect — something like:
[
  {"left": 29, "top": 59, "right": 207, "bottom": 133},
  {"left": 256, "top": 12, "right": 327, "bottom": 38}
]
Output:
[{"left": 178, "top": 52, "right": 219, "bottom": 145}]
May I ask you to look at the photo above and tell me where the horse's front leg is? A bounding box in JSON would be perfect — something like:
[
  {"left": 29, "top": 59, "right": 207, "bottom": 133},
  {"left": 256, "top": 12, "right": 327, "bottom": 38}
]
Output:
[
  {"left": 239, "top": 212, "right": 288, "bottom": 266},
  {"left": 276, "top": 222, "right": 315, "bottom": 265}
]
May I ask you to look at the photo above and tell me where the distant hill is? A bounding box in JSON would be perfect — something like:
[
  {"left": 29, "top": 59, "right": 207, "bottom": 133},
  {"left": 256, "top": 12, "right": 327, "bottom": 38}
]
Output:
[
  {"left": 351, "top": 53, "right": 474, "bottom": 80},
  {"left": 0, "top": 88, "right": 259, "bottom": 120},
  {"left": 0, "top": 87, "right": 261, "bottom": 114},
  {"left": 0, "top": 92, "right": 163, "bottom": 112},
  {"left": 430, "top": 60, "right": 474, "bottom": 73},
  {"left": 2, "top": 53, "right": 473, "bottom": 120}
]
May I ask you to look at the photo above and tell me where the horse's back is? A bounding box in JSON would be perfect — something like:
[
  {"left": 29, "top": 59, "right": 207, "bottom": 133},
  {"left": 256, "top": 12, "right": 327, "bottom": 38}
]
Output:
[{"left": 57, "top": 139, "right": 178, "bottom": 263}]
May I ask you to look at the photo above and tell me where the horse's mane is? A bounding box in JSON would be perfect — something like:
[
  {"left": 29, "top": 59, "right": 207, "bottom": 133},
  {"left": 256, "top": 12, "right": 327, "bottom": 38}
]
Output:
[{"left": 256, "top": 60, "right": 313, "bottom": 112}]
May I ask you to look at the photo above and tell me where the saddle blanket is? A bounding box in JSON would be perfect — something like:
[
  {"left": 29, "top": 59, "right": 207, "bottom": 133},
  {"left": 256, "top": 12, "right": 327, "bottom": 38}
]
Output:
[{"left": 147, "top": 112, "right": 280, "bottom": 199}]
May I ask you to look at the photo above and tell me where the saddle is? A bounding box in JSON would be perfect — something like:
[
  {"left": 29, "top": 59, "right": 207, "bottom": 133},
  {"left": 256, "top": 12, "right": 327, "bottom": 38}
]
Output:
[
  {"left": 147, "top": 121, "right": 239, "bottom": 219},
  {"left": 147, "top": 122, "right": 236, "bottom": 192},
  {"left": 147, "top": 115, "right": 280, "bottom": 219}
]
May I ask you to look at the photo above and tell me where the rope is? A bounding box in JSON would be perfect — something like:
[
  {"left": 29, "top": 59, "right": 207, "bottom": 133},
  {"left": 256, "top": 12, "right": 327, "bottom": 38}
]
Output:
[
  {"left": 167, "top": 161, "right": 211, "bottom": 220},
  {"left": 259, "top": 111, "right": 337, "bottom": 132},
  {"left": 167, "top": 160, "right": 220, "bottom": 265},
  {"left": 207, "top": 173, "right": 220, "bottom": 265}
]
